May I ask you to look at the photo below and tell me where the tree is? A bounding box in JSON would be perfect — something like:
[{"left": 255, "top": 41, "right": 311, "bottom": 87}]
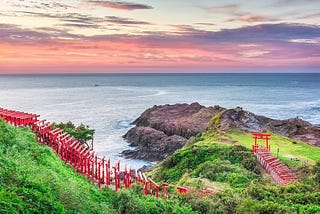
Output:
[{"left": 52, "top": 121, "right": 95, "bottom": 149}]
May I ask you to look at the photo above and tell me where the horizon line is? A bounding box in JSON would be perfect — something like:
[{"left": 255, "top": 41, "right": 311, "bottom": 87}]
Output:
[{"left": 0, "top": 71, "right": 319, "bottom": 76}]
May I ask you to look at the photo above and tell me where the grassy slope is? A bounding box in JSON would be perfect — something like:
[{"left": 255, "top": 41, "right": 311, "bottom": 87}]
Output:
[
  {"left": 0, "top": 120, "right": 116, "bottom": 213},
  {"left": 2, "top": 112, "right": 319, "bottom": 213},
  {"left": 227, "top": 130, "right": 320, "bottom": 168},
  {"left": 150, "top": 130, "right": 320, "bottom": 213},
  {"left": 150, "top": 138, "right": 260, "bottom": 188},
  {"left": 0, "top": 120, "right": 194, "bottom": 214}
]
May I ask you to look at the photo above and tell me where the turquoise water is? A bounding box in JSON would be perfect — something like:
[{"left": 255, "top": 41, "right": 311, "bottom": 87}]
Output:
[{"left": 0, "top": 73, "right": 319, "bottom": 168}]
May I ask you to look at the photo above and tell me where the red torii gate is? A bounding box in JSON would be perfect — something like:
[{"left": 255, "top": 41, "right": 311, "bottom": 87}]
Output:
[
  {"left": 0, "top": 107, "right": 175, "bottom": 196},
  {"left": 0, "top": 107, "right": 39, "bottom": 126},
  {"left": 252, "top": 133, "right": 271, "bottom": 153}
]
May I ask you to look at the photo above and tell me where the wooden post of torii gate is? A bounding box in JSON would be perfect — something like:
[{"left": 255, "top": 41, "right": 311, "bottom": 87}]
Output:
[{"left": 113, "top": 161, "right": 120, "bottom": 191}]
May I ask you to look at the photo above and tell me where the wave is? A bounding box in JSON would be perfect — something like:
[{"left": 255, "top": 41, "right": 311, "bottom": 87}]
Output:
[
  {"left": 138, "top": 89, "right": 168, "bottom": 98},
  {"left": 115, "top": 120, "right": 132, "bottom": 129},
  {"left": 44, "top": 100, "right": 89, "bottom": 107},
  {"left": 100, "top": 86, "right": 167, "bottom": 97},
  {"left": 247, "top": 99, "right": 320, "bottom": 111}
]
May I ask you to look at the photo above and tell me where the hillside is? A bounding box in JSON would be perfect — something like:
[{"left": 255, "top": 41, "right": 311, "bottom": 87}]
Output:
[
  {"left": 149, "top": 131, "right": 320, "bottom": 213},
  {"left": 1, "top": 101, "right": 320, "bottom": 213},
  {"left": 0, "top": 120, "right": 194, "bottom": 214},
  {"left": 122, "top": 103, "right": 320, "bottom": 162},
  {"left": 122, "top": 103, "right": 320, "bottom": 213}
]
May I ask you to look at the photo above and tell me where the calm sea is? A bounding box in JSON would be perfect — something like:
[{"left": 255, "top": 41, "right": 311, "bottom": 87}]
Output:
[{"left": 0, "top": 73, "right": 319, "bottom": 168}]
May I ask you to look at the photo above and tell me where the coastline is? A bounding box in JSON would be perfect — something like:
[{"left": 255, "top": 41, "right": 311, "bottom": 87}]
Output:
[
  {"left": 1, "top": 73, "right": 319, "bottom": 169},
  {"left": 122, "top": 103, "right": 320, "bottom": 163}
]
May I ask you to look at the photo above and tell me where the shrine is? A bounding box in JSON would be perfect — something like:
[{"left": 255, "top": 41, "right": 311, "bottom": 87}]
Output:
[{"left": 252, "top": 132, "right": 271, "bottom": 153}]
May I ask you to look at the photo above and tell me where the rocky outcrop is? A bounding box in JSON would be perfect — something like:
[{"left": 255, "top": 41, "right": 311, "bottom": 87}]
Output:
[
  {"left": 219, "top": 107, "right": 269, "bottom": 132},
  {"left": 122, "top": 103, "right": 225, "bottom": 161},
  {"left": 217, "top": 107, "right": 320, "bottom": 146},
  {"left": 122, "top": 126, "right": 187, "bottom": 161},
  {"left": 122, "top": 103, "right": 320, "bottom": 162},
  {"left": 132, "top": 102, "right": 225, "bottom": 138}
]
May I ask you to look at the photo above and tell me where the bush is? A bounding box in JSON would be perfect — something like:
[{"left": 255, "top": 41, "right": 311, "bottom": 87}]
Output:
[
  {"left": 113, "top": 190, "right": 140, "bottom": 214},
  {"left": 0, "top": 119, "right": 16, "bottom": 147},
  {"left": 188, "top": 196, "right": 223, "bottom": 214},
  {"left": 314, "top": 161, "right": 320, "bottom": 184}
]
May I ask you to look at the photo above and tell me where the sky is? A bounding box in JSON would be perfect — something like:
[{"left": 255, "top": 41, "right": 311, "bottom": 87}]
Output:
[{"left": 0, "top": 0, "right": 319, "bottom": 73}]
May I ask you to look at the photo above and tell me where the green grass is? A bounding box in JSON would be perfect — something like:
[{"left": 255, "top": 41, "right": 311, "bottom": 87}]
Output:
[
  {"left": 227, "top": 129, "right": 320, "bottom": 166},
  {"left": 0, "top": 120, "right": 195, "bottom": 214},
  {"left": 0, "top": 120, "right": 116, "bottom": 213},
  {"left": 2, "top": 116, "right": 320, "bottom": 214},
  {"left": 150, "top": 130, "right": 320, "bottom": 213},
  {"left": 150, "top": 137, "right": 261, "bottom": 188}
]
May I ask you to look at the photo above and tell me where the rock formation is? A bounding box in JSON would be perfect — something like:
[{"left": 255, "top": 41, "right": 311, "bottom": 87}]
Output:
[
  {"left": 122, "top": 126, "right": 187, "bottom": 161},
  {"left": 132, "top": 103, "right": 225, "bottom": 138},
  {"left": 217, "top": 107, "right": 320, "bottom": 146},
  {"left": 122, "top": 103, "right": 320, "bottom": 162}
]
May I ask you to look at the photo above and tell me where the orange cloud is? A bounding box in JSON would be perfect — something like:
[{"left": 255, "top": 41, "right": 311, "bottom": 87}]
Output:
[
  {"left": 1, "top": 37, "right": 318, "bottom": 73},
  {"left": 1, "top": 23, "right": 319, "bottom": 73}
]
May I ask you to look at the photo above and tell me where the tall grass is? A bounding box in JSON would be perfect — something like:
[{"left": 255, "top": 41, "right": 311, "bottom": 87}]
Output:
[{"left": 0, "top": 120, "right": 194, "bottom": 214}]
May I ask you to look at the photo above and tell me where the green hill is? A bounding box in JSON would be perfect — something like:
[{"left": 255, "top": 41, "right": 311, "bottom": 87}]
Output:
[
  {"left": 227, "top": 130, "right": 320, "bottom": 168},
  {"left": 1, "top": 118, "right": 320, "bottom": 214},
  {"left": 0, "top": 120, "right": 194, "bottom": 214},
  {"left": 149, "top": 131, "right": 320, "bottom": 213}
]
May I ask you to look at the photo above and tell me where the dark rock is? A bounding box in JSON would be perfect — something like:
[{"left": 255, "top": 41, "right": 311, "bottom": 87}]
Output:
[
  {"left": 217, "top": 107, "right": 320, "bottom": 146},
  {"left": 122, "top": 126, "right": 187, "bottom": 162},
  {"left": 268, "top": 118, "right": 320, "bottom": 146},
  {"left": 219, "top": 107, "right": 268, "bottom": 132},
  {"left": 122, "top": 103, "right": 320, "bottom": 162},
  {"left": 138, "top": 165, "right": 153, "bottom": 173},
  {"left": 132, "top": 102, "right": 225, "bottom": 138}
]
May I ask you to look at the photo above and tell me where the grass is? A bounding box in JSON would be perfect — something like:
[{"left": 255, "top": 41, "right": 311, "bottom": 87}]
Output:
[
  {"left": 0, "top": 120, "right": 195, "bottom": 214},
  {"left": 150, "top": 136, "right": 261, "bottom": 189},
  {"left": 227, "top": 129, "right": 320, "bottom": 167},
  {"left": 149, "top": 129, "right": 320, "bottom": 213},
  {"left": 1, "top": 116, "right": 320, "bottom": 213},
  {"left": 0, "top": 120, "right": 116, "bottom": 213}
]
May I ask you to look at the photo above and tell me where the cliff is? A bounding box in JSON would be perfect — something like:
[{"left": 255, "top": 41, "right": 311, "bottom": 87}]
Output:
[{"left": 122, "top": 103, "right": 320, "bottom": 162}]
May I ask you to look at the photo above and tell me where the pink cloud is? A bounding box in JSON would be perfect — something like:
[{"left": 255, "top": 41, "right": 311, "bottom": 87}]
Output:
[
  {"left": 228, "top": 14, "right": 278, "bottom": 23},
  {"left": 88, "top": 0, "right": 153, "bottom": 10},
  {"left": 0, "top": 23, "right": 319, "bottom": 73}
]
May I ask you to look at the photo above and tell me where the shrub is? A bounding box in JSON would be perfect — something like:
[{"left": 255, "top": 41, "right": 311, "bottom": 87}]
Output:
[
  {"left": 113, "top": 190, "right": 140, "bottom": 214},
  {"left": 314, "top": 161, "right": 320, "bottom": 184}
]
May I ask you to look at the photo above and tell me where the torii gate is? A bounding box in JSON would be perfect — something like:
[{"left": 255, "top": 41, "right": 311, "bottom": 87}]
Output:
[{"left": 252, "top": 133, "right": 271, "bottom": 153}]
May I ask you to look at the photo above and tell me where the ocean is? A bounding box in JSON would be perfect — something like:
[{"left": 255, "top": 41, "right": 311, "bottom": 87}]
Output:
[{"left": 0, "top": 73, "right": 319, "bottom": 169}]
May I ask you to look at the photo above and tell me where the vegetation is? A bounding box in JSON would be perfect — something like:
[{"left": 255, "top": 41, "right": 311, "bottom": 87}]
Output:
[
  {"left": 150, "top": 130, "right": 320, "bottom": 213},
  {"left": 0, "top": 120, "right": 194, "bottom": 213},
  {"left": 151, "top": 141, "right": 260, "bottom": 187},
  {"left": 1, "top": 112, "right": 320, "bottom": 213},
  {"left": 227, "top": 129, "right": 320, "bottom": 168},
  {"left": 52, "top": 121, "right": 95, "bottom": 149}
]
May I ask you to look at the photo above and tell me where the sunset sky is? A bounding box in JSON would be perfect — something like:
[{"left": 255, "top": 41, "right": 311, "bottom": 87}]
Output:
[{"left": 0, "top": 0, "right": 319, "bottom": 73}]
